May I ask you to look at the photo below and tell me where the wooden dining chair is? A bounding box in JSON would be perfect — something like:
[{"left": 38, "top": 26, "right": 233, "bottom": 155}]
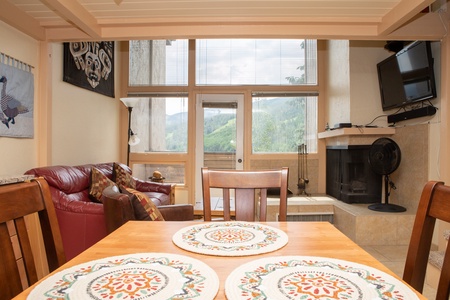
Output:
[
  {"left": 201, "top": 167, "right": 289, "bottom": 221},
  {"left": 0, "top": 178, "right": 66, "bottom": 300},
  {"left": 403, "top": 181, "right": 450, "bottom": 300}
]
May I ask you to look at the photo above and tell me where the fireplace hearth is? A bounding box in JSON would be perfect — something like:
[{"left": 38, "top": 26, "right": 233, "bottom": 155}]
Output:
[{"left": 326, "top": 145, "right": 381, "bottom": 204}]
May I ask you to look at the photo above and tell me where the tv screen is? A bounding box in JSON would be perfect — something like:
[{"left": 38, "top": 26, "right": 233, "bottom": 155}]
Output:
[{"left": 377, "top": 41, "right": 436, "bottom": 111}]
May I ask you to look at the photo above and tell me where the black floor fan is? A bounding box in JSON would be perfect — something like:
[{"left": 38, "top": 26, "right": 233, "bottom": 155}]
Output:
[{"left": 368, "top": 137, "right": 406, "bottom": 212}]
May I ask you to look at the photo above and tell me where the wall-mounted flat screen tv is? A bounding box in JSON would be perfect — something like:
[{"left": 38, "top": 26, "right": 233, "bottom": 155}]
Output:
[{"left": 377, "top": 41, "right": 436, "bottom": 111}]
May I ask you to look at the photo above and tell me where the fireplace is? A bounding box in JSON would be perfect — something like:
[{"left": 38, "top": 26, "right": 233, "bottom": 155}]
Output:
[{"left": 326, "top": 145, "right": 381, "bottom": 204}]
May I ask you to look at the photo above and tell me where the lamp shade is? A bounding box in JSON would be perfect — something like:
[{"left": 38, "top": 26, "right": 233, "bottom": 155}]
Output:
[
  {"left": 128, "top": 133, "right": 140, "bottom": 146},
  {"left": 120, "top": 97, "right": 140, "bottom": 108}
]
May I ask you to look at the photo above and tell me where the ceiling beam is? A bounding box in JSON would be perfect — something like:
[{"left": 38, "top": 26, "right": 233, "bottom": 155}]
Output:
[
  {"left": 388, "top": 11, "right": 446, "bottom": 40},
  {"left": 0, "top": 0, "right": 45, "bottom": 40},
  {"left": 44, "top": 21, "right": 444, "bottom": 42},
  {"left": 43, "top": 0, "right": 101, "bottom": 39},
  {"left": 378, "top": 0, "right": 435, "bottom": 35}
]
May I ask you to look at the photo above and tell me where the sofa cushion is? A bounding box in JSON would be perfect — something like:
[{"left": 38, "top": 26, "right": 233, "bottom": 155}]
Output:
[
  {"left": 121, "top": 186, "right": 165, "bottom": 221},
  {"left": 89, "top": 167, "right": 117, "bottom": 202},
  {"left": 130, "top": 197, "right": 152, "bottom": 221},
  {"left": 113, "top": 163, "right": 136, "bottom": 189}
]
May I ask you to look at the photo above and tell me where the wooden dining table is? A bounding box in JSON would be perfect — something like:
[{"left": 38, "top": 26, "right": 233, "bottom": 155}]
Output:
[{"left": 13, "top": 221, "right": 425, "bottom": 300}]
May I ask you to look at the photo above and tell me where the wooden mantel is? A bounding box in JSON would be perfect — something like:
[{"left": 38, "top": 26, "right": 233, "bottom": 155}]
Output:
[
  {"left": 318, "top": 127, "right": 396, "bottom": 139},
  {"left": 318, "top": 127, "right": 396, "bottom": 146}
]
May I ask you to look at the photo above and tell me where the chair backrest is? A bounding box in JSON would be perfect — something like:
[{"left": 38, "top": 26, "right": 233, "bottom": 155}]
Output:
[
  {"left": 403, "top": 181, "right": 450, "bottom": 300},
  {"left": 0, "top": 178, "right": 66, "bottom": 300},
  {"left": 201, "top": 167, "right": 289, "bottom": 221}
]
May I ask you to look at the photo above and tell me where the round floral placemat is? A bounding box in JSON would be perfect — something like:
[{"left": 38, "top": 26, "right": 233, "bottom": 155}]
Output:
[
  {"left": 172, "top": 221, "right": 288, "bottom": 256},
  {"left": 28, "top": 253, "right": 219, "bottom": 300},
  {"left": 225, "top": 256, "right": 419, "bottom": 300}
]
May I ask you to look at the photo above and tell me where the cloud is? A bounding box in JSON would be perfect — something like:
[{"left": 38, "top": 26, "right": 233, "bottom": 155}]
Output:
[{"left": 166, "top": 39, "right": 306, "bottom": 85}]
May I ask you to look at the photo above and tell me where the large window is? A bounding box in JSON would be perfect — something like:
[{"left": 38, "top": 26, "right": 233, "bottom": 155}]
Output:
[
  {"left": 128, "top": 39, "right": 317, "bottom": 87},
  {"left": 129, "top": 96, "right": 188, "bottom": 153},
  {"left": 133, "top": 163, "right": 185, "bottom": 184},
  {"left": 196, "top": 39, "right": 317, "bottom": 85},
  {"left": 252, "top": 94, "right": 317, "bottom": 153},
  {"left": 129, "top": 40, "right": 188, "bottom": 86},
  {"left": 126, "top": 39, "right": 319, "bottom": 184}
]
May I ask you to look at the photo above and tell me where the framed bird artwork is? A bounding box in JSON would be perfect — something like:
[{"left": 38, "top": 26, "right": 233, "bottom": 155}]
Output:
[{"left": 0, "top": 54, "right": 34, "bottom": 138}]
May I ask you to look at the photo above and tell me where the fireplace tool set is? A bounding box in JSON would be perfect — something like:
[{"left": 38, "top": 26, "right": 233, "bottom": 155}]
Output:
[{"left": 297, "top": 144, "right": 310, "bottom": 196}]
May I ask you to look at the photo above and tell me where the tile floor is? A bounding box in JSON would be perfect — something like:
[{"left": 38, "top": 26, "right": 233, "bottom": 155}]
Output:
[{"left": 362, "top": 244, "right": 437, "bottom": 299}]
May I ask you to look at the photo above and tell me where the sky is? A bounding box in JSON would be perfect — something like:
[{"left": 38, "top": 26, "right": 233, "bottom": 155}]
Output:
[
  {"left": 164, "top": 39, "right": 309, "bottom": 115},
  {"left": 165, "top": 39, "right": 307, "bottom": 85}
]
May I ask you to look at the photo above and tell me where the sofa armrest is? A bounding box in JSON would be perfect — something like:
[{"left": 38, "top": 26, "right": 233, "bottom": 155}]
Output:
[
  {"left": 135, "top": 179, "right": 172, "bottom": 195},
  {"left": 102, "top": 186, "right": 135, "bottom": 234},
  {"left": 158, "top": 204, "right": 194, "bottom": 221}
]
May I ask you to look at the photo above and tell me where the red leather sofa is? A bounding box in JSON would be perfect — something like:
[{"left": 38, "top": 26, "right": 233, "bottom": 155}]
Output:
[{"left": 24, "top": 162, "right": 191, "bottom": 260}]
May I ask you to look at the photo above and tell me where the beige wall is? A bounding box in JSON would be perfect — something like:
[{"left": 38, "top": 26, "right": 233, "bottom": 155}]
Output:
[
  {"left": 0, "top": 20, "right": 121, "bottom": 176},
  {"left": 0, "top": 22, "right": 39, "bottom": 177},
  {"left": 50, "top": 43, "right": 120, "bottom": 166},
  {"left": 349, "top": 41, "right": 388, "bottom": 127},
  {"left": 326, "top": 40, "right": 350, "bottom": 127},
  {"left": 437, "top": 28, "right": 450, "bottom": 245}
]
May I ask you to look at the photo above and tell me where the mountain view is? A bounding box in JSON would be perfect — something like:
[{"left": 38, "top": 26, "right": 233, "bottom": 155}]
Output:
[{"left": 166, "top": 97, "right": 307, "bottom": 153}]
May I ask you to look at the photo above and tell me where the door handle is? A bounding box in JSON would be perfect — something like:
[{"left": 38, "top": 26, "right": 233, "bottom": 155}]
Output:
[{"left": 237, "top": 159, "right": 242, "bottom": 163}]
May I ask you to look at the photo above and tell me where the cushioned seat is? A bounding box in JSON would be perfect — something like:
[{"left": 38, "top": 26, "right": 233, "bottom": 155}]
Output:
[{"left": 142, "top": 191, "right": 169, "bottom": 206}]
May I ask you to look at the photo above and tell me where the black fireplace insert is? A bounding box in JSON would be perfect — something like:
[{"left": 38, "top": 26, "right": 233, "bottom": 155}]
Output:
[{"left": 326, "top": 145, "right": 381, "bottom": 204}]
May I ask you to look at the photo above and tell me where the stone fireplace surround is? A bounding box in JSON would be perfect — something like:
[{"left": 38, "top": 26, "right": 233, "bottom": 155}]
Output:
[
  {"left": 318, "top": 125, "right": 429, "bottom": 246},
  {"left": 319, "top": 125, "right": 429, "bottom": 212}
]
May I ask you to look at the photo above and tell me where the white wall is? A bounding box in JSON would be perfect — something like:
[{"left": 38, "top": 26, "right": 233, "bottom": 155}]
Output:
[{"left": 0, "top": 22, "right": 39, "bottom": 176}]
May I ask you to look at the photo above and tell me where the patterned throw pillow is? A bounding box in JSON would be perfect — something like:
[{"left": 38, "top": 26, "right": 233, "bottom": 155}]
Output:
[
  {"left": 89, "top": 167, "right": 117, "bottom": 202},
  {"left": 121, "top": 186, "right": 165, "bottom": 221},
  {"left": 113, "top": 163, "right": 136, "bottom": 189}
]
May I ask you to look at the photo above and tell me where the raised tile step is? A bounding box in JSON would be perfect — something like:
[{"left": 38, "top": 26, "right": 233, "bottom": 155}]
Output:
[
  {"left": 266, "top": 195, "right": 335, "bottom": 222},
  {"left": 263, "top": 195, "right": 416, "bottom": 247},
  {"left": 195, "top": 194, "right": 415, "bottom": 246},
  {"left": 333, "top": 200, "right": 416, "bottom": 246}
]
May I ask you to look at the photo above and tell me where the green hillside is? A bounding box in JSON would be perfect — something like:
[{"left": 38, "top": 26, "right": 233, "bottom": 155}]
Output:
[{"left": 166, "top": 97, "right": 307, "bottom": 152}]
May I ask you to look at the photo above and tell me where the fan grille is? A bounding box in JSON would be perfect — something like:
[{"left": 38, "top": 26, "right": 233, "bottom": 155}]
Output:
[{"left": 368, "top": 138, "right": 401, "bottom": 175}]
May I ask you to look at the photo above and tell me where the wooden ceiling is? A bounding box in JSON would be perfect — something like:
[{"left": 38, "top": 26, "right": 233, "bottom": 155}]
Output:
[{"left": 0, "top": 0, "right": 447, "bottom": 41}]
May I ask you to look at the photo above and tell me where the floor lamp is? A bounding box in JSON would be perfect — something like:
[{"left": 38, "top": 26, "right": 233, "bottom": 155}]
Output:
[{"left": 120, "top": 97, "right": 141, "bottom": 165}]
